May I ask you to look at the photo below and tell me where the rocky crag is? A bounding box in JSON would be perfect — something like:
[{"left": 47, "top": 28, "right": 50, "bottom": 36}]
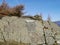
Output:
[{"left": 0, "top": 16, "right": 60, "bottom": 45}]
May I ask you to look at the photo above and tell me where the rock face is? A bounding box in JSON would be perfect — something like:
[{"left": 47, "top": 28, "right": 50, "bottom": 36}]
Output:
[{"left": 0, "top": 16, "right": 60, "bottom": 45}]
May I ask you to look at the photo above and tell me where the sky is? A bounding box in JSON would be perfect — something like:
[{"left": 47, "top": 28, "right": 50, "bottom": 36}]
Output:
[{"left": 0, "top": 0, "right": 60, "bottom": 21}]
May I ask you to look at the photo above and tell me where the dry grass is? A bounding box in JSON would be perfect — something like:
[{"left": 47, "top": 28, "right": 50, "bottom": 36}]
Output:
[{"left": 0, "top": 41, "right": 30, "bottom": 45}]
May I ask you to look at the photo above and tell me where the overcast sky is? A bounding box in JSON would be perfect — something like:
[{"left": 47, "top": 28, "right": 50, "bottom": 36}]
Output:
[{"left": 0, "top": 0, "right": 60, "bottom": 21}]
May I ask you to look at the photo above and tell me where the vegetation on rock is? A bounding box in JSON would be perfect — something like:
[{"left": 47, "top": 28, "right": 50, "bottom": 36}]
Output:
[{"left": 0, "top": 0, "right": 24, "bottom": 18}]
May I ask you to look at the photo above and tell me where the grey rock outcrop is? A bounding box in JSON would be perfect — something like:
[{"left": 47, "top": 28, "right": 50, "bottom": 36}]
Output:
[{"left": 0, "top": 16, "right": 60, "bottom": 45}]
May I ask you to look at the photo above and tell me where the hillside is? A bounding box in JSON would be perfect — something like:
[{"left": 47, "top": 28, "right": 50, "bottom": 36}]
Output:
[
  {"left": 0, "top": 16, "right": 60, "bottom": 45},
  {"left": 54, "top": 21, "right": 60, "bottom": 26}
]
